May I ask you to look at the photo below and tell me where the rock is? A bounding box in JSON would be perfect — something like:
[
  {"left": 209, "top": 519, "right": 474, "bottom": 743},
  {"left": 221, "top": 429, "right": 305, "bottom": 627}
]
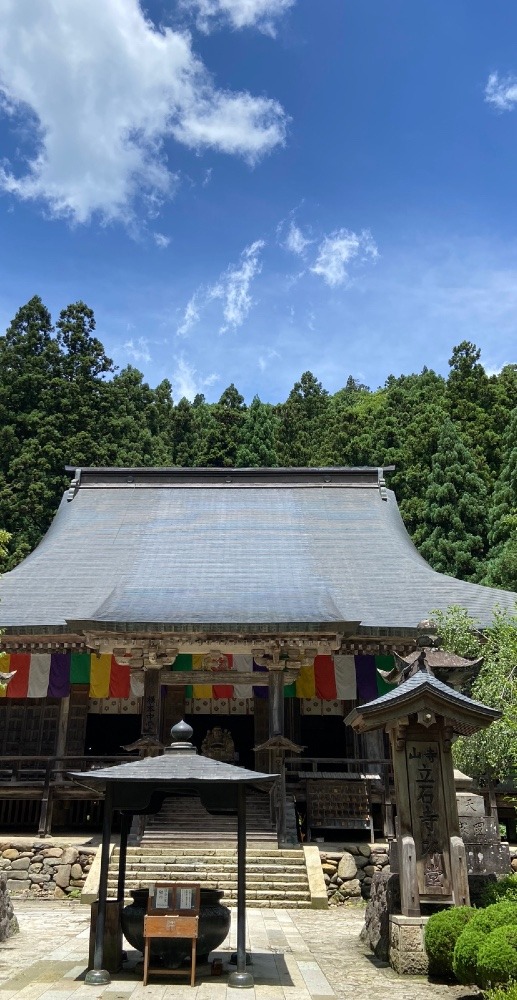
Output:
[
  {"left": 337, "top": 852, "right": 357, "bottom": 879},
  {"left": 6, "top": 879, "right": 30, "bottom": 893},
  {"left": 10, "top": 859, "right": 30, "bottom": 871},
  {"left": 511, "top": 858, "right": 517, "bottom": 872},
  {"left": 328, "top": 891, "right": 344, "bottom": 905},
  {"left": 356, "top": 869, "right": 366, "bottom": 880},
  {"left": 61, "top": 848, "right": 79, "bottom": 866},
  {"left": 29, "top": 864, "right": 43, "bottom": 873},
  {"left": 70, "top": 864, "right": 83, "bottom": 880},
  {"left": 5, "top": 870, "right": 31, "bottom": 880},
  {"left": 0, "top": 860, "right": 10, "bottom": 871},
  {"left": 29, "top": 874, "right": 51, "bottom": 884},
  {"left": 54, "top": 886, "right": 67, "bottom": 899},
  {"left": 324, "top": 874, "right": 330, "bottom": 885},
  {"left": 2, "top": 850, "right": 18, "bottom": 860},
  {"left": 54, "top": 865, "right": 71, "bottom": 889},
  {"left": 321, "top": 863, "right": 337, "bottom": 874},
  {"left": 372, "top": 853, "right": 389, "bottom": 866},
  {"left": 363, "top": 865, "right": 376, "bottom": 877},
  {"left": 357, "top": 844, "right": 371, "bottom": 858},
  {"left": 339, "top": 879, "right": 361, "bottom": 897},
  {"left": 43, "top": 848, "right": 63, "bottom": 858},
  {"left": 70, "top": 880, "right": 84, "bottom": 888},
  {"left": 354, "top": 855, "right": 370, "bottom": 869}
]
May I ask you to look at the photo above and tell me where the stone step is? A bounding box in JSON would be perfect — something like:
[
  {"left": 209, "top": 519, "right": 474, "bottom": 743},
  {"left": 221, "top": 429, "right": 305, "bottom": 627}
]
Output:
[
  {"left": 109, "top": 882, "right": 310, "bottom": 901},
  {"left": 114, "top": 848, "right": 301, "bottom": 858}
]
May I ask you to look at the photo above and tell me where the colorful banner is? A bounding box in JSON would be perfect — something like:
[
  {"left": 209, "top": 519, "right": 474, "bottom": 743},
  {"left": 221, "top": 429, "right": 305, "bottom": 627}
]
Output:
[{"left": 0, "top": 650, "right": 396, "bottom": 702}]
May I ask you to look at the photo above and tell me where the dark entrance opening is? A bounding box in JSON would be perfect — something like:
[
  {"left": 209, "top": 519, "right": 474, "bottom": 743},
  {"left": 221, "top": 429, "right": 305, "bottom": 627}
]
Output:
[{"left": 85, "top": 714, "right": 141, "bottom": 756}]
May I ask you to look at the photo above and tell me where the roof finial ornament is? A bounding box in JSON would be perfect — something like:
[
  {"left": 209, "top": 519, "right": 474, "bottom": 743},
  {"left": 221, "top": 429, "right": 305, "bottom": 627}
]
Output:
[{"left": 165, "top": 719, "right": 196, "bottom": 755}]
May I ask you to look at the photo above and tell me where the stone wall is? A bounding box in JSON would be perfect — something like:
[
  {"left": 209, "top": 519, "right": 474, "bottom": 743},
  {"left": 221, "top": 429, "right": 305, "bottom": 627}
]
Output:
[
  {"left": 319, "top": 844, "right": 390, "bottom": 904},
  {"left": 0, "top": 841, "right": 95, "bottom": 898},
  {"left": 0, "top": 877, "right": 18, "bottom": 941}
]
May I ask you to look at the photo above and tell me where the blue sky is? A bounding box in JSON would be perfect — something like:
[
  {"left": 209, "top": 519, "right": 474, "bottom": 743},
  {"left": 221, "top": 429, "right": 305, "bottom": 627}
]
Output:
[{"left": 0, "top": 0, "right": 517, "bottom": 402}]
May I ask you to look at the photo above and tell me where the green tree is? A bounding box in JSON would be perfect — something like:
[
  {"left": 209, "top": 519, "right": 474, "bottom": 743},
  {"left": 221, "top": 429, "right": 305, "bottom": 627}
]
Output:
[
  {"left": 433, "top": 605, "right": 517, "bottom": 782},
  {"left": 276, "top": 371, "right": 329, "bottom": 466},
  {"left": 199, "top": 384, "right": 246, "bottom": 467},
  {"left": 416, "top": 418, "right": 489, "bottom": 581},
  {"left": 236, "top": 396, "right": 279, "bottom": 466}
]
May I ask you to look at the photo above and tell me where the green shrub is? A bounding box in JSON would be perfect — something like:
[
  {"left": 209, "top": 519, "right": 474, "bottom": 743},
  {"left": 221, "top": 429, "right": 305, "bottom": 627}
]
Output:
[
  {"left": 485, "top": 980, "right": 517, "bottom": 1000},
  {"left": 424, "top": 906, "right": 474, "bottom": 978},
  {"left": 477, "top": 926, "right": 517, "bottom": 989},
  {"left": 482, "top": 876, "right": 517, "bottom": 908},
  {"left": 453, "top": 903, "right": 517, "bottom": 984},
  {"left": 453, "top": 927, "right": 488, "bottom": 984}
]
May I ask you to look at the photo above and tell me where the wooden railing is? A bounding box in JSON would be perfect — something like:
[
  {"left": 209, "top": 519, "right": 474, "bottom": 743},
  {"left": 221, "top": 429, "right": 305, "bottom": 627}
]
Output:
[
  {"left": 0, "top": 754, "right": 139, "bottom": 836},
  {"left": 284, "top": 756, "right": 394, "bottom": 839}
]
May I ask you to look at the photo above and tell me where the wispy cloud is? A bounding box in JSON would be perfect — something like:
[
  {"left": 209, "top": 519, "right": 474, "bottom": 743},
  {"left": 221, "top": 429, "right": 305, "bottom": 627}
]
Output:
[
  {"left": 123, "top": 337, "right": 152, "bottom": 363},
  {"left": 177, "top": 294, "right": 201, "bottom": 336},
  {"left": 202, "top": 167, "right": 213, "bottom": 187},
  {"left": 284, "top": 221, "right": 311, "bottom": 256},
  {"left": 172, "top": 354, "right": 220, "bottom": 400},
  {"left": 258, "top": 347, "right": 280, "bottom": 371},
  {"left": 181, "top": 0, "right": 295, "bottom": 35},
  {"left": 485, "top": 72, "right": 517, "bottom": 111},
  {"left": 0, "top": 0, "right": 288, "bottom": 224},
  {"left": 153, "top": 232, "right": 171, "bottom": 249},
  {"left": 310, "top": 229, "right": 378, "bottom": 287},
  {"left": 209, "top": 239, "right": 265, "bottom": 331}
]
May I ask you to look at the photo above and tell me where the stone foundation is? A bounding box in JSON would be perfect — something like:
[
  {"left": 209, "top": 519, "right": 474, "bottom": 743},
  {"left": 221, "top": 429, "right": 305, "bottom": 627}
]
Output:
[
  {"left": 0, "top": 841, "right": 95, "bottom": 898},
  {"left": 0, "top": 877, "right": 18, "bottom": 941},
  {"left": 389, "top": 915, "right": 429, "bottom": 976}
]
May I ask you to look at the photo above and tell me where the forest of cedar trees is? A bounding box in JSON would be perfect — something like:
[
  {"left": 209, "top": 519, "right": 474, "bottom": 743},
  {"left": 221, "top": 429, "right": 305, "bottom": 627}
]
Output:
[{"left": 0, "top": 295, "right": 516, "bottom": 591}]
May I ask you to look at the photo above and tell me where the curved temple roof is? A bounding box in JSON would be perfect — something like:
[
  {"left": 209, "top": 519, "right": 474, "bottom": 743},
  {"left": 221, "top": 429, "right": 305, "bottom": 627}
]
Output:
[{"left": 0, "top": 466, "right": 515, "bottom": 633}]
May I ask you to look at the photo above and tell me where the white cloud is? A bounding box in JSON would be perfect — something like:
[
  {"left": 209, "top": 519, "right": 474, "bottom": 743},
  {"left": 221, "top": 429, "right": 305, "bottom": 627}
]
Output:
[
  {"left": 210, "top": 239, "right": 265, "bottom": 331},
  {"left": 123, "top": 337, "right": 151, "bottom": 363},
  {"left": 182, "top": 0, "right": 295, "bottom": 35},
  {"left": 177, "top": 294, "right": 201, "bottom": 336},
  {"left": 310, "top": 229, "right": 378, "bottom": 287},
  {"left": 153, "top": 232, "right": 171, "bottom": 249},
  {"left": 485, "top": 72, "right": 517, "bottom": 111},
  {"left": 172, "top": 355, "right": 220, "bottom": 400},
  {"left": 0, "top": 0, "right": 287, "bottom": 224},
  {"left": 202, "top": 167, "right": 213, "bottom": 186},
  {"left": 258, "top": 347, "right": 280, "bottom": 371},
  {"left": 284, "top": 221, "right": 311, "bottom": 256}
]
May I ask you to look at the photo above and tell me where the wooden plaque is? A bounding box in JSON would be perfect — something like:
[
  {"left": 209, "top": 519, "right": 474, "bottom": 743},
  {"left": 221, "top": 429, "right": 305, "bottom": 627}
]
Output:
[
  {"left": 144, "top": 914, "right": 199, "bottom": 939},
  {"left": 147, "top": 881, "right": 200, "bottom": 915}
]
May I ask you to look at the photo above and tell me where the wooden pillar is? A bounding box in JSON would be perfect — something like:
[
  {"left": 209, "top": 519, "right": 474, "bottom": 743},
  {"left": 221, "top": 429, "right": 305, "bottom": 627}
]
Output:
[
  {"left": 268, "top": 669, "right": 285, "bottom": 843},
  {"left": 141, "top": 669, "right": 162, "bottom": 741}
]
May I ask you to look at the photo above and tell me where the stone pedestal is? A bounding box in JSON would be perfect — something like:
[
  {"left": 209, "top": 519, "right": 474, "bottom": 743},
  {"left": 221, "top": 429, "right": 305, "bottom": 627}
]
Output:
[
  {"left": 389, "top": 915, "right": 429, "bottom": 975},
  {"left": 0, "top": 877, "right": 19, "bottom": 941}
]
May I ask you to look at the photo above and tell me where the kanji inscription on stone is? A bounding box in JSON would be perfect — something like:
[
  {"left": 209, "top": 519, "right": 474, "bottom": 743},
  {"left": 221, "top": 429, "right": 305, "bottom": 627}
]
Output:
[{"left": 406, "top": 741, "right": 451, "bottom": 897}]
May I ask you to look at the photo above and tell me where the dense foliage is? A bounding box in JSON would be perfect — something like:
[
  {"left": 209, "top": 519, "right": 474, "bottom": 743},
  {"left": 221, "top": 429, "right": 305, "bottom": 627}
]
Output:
[
  {"left": 0, "top": 296, "right": 516, "bottom": 583},
  {"left": 452, "top": 902, "right": 517, "bottom": 985},
  {"left": 424, "top": 906, "right": 474, "bottom": 978},
  {"left": 432, "top": 605, "right": 517, "bottom": 782}
]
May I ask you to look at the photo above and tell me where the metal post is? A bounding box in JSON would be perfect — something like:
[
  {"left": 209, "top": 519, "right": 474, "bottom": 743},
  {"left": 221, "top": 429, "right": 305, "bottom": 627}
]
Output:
[
  {"left": 117, "top": 812, "right": 130, "bottom": 907},
  {"left": 85, "top": 785, "right": 113, "bottom": 986},
  {"left": 38, "top": 759, "right": 54, "bottom": 837},
  {"left": 228, "top": 785, "right": 253, "bottom": 989}
]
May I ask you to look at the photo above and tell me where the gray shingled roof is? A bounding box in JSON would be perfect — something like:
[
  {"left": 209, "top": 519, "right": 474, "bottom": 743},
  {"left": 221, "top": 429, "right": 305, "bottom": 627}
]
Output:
[
  {"left": 0, "top": 466, "right": 515, "bottom": 632},
  {"left": 354, "top": 669, "right": 500, "bottom": 718}
]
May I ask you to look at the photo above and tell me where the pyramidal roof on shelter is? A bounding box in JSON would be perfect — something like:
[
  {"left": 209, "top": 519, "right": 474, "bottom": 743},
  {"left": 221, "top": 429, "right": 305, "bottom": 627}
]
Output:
[{"left": 0, "top": 466, "right": 515, "bottom": 634}]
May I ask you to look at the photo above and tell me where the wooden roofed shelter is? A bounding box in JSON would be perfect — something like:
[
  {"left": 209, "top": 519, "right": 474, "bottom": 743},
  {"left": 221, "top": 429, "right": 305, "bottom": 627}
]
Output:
[
  {"left": 0, "top": 465, "right": 516, "bottom": 842},
  {"left": 70, "top": 719, "right": 275, "bottom": 987}
]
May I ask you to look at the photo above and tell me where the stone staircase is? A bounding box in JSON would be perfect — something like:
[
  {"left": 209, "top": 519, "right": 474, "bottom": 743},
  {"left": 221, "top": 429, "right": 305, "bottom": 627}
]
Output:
[
  {"left": 141, "top": 789, "right": 277, "bottom": 843},
  {"left": 107, "top": 844, "right": 312, "bottom": 908}
]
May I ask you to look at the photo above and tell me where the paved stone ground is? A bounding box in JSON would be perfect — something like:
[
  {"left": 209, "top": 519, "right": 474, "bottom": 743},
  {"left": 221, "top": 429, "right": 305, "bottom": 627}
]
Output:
[{"left": 0, "top": 901, "right": 481, "bottom": 1000}]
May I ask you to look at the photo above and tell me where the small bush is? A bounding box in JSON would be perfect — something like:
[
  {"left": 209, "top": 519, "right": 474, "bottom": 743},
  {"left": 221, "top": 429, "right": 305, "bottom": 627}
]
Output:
[
  {"left": 453, "top": 903, "right": 517, "bottom": 985},
  {"left": 424, "top": 906, "right": 474, "bottom": 978},
  {"left": 477, "top": 926, "right": 517, "bottom": 989},
  {"left": 485, "top": 980, "right": 517, "bottom": 1000},
  {"left": 453, "top": 927, "right": 488, "bottom": 984},
  {"left": 482, "top": 875, "right": 517, "bottom": 908}
]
